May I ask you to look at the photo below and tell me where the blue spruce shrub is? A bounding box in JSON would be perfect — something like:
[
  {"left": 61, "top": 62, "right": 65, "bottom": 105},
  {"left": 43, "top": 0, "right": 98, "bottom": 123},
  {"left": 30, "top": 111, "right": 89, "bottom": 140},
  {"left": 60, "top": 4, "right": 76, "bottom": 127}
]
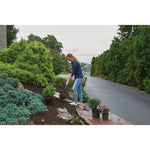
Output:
[
  {"left": 5, "top": 77, "right": 19, "bottom": 89},
  {"left": 27, "top": 100, "right": 47, "bottom": 115},
  {"left": 3, "top": 104, "right": 18, "bottom": 118},
  {"left": 0, "top": 89, "right": 6, "bottom": 96},
  {"left": 7, "top": 90, "right": 19, "bottom": 104},
  {"left": 18, "top": 90, "right": 32, "bottom": 105},
  {"left": 0, "top": 112, "right": 7, "bottom": 122},
  {"left": 0, "top": 106, "right": 3, "bottom": 112},
  {"left": 18, "top": 117, "right": 28, "bottom": 125},
  {"left": 0, "top": 95, "right": 9, "bottom": 107},
  {"left": 3, "top": 84, "right": 14, "bottom": 92},
  {"left": 6, "top": 118, "right": 19, "bottom": 125},
  {"left": 31, "top": 92, "right": 43, "bottom": 102},
  {"left": 17, "top": 107, "right": 31, "bottom": 120},
  {"left": 0, "top": 122, "right": 6, "bottom": 125},
  {"left": 0, "top": 73, "right": 8, "bottom": 80},
  {"left": 0, "top": 78, "right": 4, "bottom": 86}
]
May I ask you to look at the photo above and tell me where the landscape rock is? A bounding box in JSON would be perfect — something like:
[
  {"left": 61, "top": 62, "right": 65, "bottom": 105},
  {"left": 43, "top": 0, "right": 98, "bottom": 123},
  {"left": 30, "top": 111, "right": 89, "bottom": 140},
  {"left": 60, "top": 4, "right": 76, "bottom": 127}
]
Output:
[
  {"left": 57, "top": 107, "right": 72, "bottom": 120},
  {"left": 18, "top": 82, "right": 24, "bottom": 90},
  {"left": 64, "top": 98, "right": 73, "bottom": 103},
  {"left": 78, "top": 105, "right": 86, "bottom": 111},
  {"left": 54, "top": 92, "right": 60, "bottom": 99}
]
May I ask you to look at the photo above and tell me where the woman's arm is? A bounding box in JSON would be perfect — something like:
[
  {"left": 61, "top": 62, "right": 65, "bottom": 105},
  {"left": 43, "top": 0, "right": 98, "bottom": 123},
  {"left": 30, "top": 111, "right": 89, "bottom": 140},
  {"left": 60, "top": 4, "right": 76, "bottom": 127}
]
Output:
[{"left": 71, "top": 61, "right": 77, "bottom": 77}]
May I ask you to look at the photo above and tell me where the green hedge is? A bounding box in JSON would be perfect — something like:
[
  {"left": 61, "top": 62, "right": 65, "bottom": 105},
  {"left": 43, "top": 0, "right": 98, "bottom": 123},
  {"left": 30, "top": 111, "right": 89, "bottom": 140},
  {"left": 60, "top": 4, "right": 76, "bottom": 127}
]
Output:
[{"left": 90, "top": 25, "right": 150, "bottom": 93}]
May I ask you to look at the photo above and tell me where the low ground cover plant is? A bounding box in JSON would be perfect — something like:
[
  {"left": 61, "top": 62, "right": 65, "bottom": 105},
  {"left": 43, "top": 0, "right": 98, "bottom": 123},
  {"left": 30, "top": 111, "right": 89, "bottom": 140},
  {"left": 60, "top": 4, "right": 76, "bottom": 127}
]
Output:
[{"left": 0, "top": 73, "right": 47, "bottom": 125}]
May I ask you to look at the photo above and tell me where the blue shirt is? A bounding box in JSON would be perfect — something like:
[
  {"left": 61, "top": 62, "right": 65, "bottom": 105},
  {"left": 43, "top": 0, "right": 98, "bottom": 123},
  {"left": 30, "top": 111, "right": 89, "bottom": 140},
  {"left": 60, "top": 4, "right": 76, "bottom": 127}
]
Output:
[{"left": 71, "top": 60, "right": 83, "bottom": 79}]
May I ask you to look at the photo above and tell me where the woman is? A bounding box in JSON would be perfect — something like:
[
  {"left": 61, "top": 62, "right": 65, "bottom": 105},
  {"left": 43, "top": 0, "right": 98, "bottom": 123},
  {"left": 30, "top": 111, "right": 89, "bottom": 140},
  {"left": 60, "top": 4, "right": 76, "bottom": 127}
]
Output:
[{"left": 66, "top": 53, "right": 83, "bottom": 106}]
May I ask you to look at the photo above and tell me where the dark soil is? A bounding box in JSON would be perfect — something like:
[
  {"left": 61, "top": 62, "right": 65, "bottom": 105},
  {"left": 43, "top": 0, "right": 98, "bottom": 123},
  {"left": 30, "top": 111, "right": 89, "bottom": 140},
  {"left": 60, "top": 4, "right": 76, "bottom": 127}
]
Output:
[{"left": 23, "top": 84, "right": 86, "bottom": 125}]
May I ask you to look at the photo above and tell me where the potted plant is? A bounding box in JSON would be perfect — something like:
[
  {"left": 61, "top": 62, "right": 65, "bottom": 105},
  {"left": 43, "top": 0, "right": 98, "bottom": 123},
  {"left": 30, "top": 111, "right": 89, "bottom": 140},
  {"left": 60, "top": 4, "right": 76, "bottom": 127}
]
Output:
[
  {"left": 97, "top": 103, "right": 110, "bottom": 120},
  {"left": 42, "top": 85, "right": 56, "bottom": 105},
  {"left": 88, "top": 98, "right": 101, "bottom": 118}
]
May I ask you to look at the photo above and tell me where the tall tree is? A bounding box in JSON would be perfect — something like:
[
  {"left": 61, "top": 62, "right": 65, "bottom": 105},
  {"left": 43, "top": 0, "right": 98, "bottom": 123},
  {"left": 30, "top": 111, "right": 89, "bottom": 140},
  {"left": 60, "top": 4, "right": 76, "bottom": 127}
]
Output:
[
  {"left": 7, "top": 25, "right": 19, "bottom": 47},
  {"left": 118, "top": 25, "right": 139, "bottom": 40},
  {"left": 27, "top": 33, "right": 69, "bottom": 75}
]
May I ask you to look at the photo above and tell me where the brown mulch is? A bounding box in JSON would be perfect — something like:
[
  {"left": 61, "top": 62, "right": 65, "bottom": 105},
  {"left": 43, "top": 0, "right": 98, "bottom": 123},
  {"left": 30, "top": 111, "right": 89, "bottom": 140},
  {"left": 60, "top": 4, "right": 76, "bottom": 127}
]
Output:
[{"left": 23, "top": 84, "right": 86, "bottom": 125}]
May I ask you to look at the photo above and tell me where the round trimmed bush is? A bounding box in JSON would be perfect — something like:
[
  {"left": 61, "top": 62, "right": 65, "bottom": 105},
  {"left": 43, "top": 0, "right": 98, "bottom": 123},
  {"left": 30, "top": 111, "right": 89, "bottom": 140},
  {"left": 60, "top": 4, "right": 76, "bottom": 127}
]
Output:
[
  {"left": 88, "top": 98, "right": 101, "bottom": 109},
  {"left": 42, "top": 85, "right": 56, "bottom": 97}
]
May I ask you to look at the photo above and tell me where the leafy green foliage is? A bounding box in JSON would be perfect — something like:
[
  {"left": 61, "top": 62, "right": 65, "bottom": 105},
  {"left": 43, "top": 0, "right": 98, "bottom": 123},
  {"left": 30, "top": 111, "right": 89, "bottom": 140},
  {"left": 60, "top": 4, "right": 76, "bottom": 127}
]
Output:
[
  {"left": 27, "top": 34, "right": 70, "bottom": 75},
  {"left": 42, "top": 85, "right": 56, "bottom": 97},
  {"left": 0, "top": 39, "right": 55, "bottom": 87},
  {"left": 28, "top": 34, "right": 63, "bottom": 53},
  {"left": 90, "top": 57, "right": 95, "bottom": 76},
  {"left": 90, "top": 25, "right": 150, "bottom": 93},
  {"left": 7, "top": 25, "right": 19, "bottom": 47},
  {"left": 88, "top": 98, "right": 101, "bottom": 109},
  {"left": 67, "top": 116, "right": 85, "bottom": 125},
  {"left": 118, "top": 25, "right": 139, "bottom": 40},
  {"left": 82, "top": 88, "right": 89, "bottom": 103}
]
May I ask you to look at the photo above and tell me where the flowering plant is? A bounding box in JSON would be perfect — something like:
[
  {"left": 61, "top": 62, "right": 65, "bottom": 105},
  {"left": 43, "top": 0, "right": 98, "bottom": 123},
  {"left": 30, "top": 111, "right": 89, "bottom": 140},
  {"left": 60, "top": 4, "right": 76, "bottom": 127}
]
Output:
[{"left": 97, "top": 103, "right": 110, "bottom": 113}]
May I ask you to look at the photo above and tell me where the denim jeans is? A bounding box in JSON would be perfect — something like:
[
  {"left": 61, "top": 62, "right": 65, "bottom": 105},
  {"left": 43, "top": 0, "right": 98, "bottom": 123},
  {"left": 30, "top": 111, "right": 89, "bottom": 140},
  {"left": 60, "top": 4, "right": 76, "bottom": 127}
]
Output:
[{"left": 73, "top": 78, "right": 83, "bottom": 103}]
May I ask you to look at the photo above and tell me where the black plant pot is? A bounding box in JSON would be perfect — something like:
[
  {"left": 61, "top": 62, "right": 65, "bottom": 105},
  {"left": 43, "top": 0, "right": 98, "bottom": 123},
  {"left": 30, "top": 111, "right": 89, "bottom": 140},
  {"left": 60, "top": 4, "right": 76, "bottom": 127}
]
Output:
[
  {"left": 92, "top": 109, "right": 100, "bottom": 118},
  {"left": 45, "top": 97, "right": 53, "bottom": 105},
  {"left": 102, "top": 113, "right": 109, "bottom": 120}
]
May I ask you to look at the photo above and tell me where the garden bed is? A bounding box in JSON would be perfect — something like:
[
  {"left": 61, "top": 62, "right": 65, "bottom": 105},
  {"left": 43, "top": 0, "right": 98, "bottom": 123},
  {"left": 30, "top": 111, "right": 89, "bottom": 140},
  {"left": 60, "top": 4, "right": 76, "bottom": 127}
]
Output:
[{"left": 23, "top": 84, "right": 86, "bottom": 125}]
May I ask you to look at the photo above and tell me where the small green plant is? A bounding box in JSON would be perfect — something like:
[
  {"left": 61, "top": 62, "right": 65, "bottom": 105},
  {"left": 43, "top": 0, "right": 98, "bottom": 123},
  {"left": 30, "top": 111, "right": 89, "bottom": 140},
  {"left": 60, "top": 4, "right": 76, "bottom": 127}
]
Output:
[
  {"left": 88, "top": 98, "right": 101, "bottom": 109},
  {"left": 67, "top": 116, "right": 85, "bottom": 125},
  {"left": 42, "top": 85, "right": 56, "bottom": 97}
]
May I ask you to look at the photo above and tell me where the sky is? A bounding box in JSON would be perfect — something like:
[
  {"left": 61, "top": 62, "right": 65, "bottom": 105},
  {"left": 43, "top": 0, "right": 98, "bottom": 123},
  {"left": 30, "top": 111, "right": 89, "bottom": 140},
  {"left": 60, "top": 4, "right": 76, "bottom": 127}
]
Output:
[{"left": 15, "top": 25, "right": 119, "bottom": 64}]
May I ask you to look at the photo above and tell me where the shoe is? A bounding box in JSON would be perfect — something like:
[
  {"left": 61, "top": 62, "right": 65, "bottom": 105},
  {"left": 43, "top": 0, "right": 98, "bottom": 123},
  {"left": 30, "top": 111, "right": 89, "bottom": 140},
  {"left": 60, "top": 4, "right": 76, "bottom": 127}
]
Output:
[
  {"left": 77, "top": 102, "right": 83, "bottom": 104},
  {"left": 69, "top": 102, "right": 78, "bottom": 106},
  {"left": 77, "top": 102, "right": 84, "bottom": 105}
]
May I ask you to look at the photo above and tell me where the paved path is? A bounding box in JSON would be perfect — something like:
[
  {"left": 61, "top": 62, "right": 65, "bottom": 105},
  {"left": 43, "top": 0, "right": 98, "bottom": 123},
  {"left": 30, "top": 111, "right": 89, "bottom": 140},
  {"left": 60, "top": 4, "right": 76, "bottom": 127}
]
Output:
[{"left": 84, "top": 76, "right": 150, "bottom": 125}]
